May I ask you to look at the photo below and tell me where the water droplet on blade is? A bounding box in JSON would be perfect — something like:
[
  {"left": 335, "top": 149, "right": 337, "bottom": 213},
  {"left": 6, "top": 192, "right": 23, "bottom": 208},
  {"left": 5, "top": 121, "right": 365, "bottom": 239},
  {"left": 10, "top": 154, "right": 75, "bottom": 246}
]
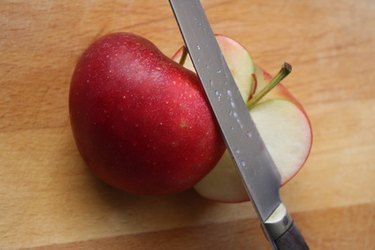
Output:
[
  {"left": 236, "top": 119, "right": 244, "bottom": 129},
  {"left": 215, "top": 90, "right": 222, "bottom": 101},
  {"left": 246, "top": 132, "right": 252, "bottom": 138}
]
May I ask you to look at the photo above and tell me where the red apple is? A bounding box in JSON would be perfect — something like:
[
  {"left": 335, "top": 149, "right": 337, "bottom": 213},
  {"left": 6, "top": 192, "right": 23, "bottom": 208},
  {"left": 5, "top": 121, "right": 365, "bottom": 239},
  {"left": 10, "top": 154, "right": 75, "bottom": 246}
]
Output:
[
  {"left": 69, "top": 32, "right": 226, "bottom": 195},
  {"left": 172, "top": 35, "right": 312, "bottom": 202}
]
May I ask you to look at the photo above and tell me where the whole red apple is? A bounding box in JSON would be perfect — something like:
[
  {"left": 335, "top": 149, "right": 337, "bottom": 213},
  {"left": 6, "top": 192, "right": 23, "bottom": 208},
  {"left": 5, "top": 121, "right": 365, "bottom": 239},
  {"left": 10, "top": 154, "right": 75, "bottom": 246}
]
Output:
[{"left": 69, "top": 32, "right": 226, "bottom": 195}]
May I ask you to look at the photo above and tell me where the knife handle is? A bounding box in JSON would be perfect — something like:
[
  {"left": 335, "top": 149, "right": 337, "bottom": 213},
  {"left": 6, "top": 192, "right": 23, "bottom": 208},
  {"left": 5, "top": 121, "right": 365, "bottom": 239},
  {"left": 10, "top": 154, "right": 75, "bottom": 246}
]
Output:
[
  {"left": 273, "top": 221, "right": 309, "bottom": 250},
  {"left": 262, "top": 203, "right": 309, "bottom": 250}
]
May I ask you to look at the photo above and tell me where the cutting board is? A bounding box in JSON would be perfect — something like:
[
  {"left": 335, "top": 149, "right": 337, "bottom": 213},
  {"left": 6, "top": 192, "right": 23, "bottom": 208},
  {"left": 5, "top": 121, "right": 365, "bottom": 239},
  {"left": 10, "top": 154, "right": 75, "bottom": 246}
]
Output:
[{"left": 1, "top": 0, "right": 374, "bottom": 249}]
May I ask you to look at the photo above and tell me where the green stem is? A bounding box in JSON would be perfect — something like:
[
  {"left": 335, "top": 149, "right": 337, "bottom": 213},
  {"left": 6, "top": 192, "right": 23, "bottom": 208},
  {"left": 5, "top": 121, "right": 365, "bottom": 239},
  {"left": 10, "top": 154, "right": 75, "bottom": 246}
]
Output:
[
  {"left": 179, "top": 46, "right": 188, "bottom": 65},
  {"left": 247, "top": 63, "right": 292, "bottom": 109}
]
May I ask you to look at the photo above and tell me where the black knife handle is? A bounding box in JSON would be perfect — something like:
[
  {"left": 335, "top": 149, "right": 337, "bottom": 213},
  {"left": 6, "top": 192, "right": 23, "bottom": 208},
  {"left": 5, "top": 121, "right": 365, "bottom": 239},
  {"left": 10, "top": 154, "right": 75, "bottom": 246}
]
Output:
[{"left": 273, "top": 221, "right": 309, "bottom": 250}]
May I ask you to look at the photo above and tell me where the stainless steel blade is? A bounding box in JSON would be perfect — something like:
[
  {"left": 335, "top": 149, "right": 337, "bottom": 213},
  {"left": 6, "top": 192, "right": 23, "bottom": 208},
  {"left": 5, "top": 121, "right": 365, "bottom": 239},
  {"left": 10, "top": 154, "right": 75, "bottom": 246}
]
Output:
[{"left": 169, "top": 0, "right": 281, "bottom": 222}]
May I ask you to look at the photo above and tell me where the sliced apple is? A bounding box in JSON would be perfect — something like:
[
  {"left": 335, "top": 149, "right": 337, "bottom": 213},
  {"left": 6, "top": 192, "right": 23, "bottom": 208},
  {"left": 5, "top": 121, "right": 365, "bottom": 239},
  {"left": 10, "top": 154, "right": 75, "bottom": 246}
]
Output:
[{"left": 172, "top": 35, "right": 312, "bottom": 202}]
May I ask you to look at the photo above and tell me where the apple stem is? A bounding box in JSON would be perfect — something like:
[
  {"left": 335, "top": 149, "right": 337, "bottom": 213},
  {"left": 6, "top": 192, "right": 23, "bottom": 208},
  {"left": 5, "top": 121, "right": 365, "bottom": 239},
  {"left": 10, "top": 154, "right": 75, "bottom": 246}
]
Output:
[
  {"left": 179, "top": 46, "right": 188, "bottom": 65},
  {"left": 247, "top": 63, "right": 292, "bottom": 109}
]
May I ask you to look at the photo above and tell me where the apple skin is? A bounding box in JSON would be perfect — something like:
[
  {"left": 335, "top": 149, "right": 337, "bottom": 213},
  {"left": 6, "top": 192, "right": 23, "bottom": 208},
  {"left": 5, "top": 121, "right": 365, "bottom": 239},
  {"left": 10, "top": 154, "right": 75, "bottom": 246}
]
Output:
[{"left": 69, "top": 32, "right": 226, "bottom": 195}]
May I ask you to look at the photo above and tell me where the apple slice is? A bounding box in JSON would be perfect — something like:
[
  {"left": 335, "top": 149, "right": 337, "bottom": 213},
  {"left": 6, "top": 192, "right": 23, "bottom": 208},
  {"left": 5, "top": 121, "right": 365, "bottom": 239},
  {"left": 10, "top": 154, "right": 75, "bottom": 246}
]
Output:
[{"left": 173, "top": 35, "right": 312, "bottom": 202}]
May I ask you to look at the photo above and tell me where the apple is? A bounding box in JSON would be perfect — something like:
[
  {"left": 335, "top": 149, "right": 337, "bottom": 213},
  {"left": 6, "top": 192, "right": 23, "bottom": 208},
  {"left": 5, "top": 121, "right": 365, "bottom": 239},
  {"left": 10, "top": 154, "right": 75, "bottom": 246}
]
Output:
[
  {"left": 70, "top": 32, "right": 312, "bottom": 200},
  {"left": 172, "top": 35, "right": 312, "bottom": 202},
  {"left": 69, "top": 32, "right": 227, "bottom": 195}
]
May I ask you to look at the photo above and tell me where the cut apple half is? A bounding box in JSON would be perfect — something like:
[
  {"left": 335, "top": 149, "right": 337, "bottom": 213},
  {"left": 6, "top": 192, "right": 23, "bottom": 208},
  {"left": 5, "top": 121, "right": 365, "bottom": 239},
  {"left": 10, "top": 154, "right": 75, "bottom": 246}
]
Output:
[{"left": 172, "top": 34, "right": 312, "bottom": 203}]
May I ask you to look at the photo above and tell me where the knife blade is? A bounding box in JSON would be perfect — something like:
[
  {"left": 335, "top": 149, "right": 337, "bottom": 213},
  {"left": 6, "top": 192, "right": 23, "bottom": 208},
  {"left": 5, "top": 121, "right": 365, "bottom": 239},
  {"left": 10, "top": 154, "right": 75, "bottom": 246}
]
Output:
[{"left": 169, "top": 0, "right": 309, "bottom": 249}]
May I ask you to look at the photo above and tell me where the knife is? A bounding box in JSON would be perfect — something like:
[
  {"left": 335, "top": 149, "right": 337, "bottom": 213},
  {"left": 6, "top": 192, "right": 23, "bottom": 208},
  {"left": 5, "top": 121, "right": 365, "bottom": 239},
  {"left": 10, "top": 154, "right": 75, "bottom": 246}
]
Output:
[{"left": 169, "top": 0, "right": 309, "bottom": 249}]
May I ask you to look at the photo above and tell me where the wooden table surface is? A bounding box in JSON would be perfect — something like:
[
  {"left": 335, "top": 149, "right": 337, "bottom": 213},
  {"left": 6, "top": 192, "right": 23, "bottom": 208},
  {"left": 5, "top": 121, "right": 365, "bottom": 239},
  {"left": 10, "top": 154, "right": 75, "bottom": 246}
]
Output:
[{"left": 1, "top": 0, "right": 374, "bottom": 249}]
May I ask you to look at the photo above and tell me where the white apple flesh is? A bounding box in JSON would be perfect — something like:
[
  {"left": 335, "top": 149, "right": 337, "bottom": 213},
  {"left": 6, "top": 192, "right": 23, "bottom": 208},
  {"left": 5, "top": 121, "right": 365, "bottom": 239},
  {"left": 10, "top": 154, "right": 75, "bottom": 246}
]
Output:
[{"left": 173, "top": 35, "right": 312, "bottom": 202}]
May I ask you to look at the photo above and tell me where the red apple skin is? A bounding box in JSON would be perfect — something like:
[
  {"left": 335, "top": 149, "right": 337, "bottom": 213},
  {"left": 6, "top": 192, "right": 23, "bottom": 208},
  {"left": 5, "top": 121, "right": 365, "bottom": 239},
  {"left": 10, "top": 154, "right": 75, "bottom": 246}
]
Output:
[{"left": 69, "top": 32, "right": 226, "bottom": 195}]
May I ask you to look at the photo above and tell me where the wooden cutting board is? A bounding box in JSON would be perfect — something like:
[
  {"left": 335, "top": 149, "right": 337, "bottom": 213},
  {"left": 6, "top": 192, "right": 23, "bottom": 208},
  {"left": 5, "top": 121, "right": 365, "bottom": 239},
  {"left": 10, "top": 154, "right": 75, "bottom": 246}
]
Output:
[{"left": 1, "top": 0, "right": 374, "bottom": 249}]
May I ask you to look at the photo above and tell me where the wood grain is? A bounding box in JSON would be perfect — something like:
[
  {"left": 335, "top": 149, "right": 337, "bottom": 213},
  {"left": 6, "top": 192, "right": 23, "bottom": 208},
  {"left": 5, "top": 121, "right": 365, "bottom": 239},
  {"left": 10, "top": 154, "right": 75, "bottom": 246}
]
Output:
[
  {"left": 27, "top": 204, "right": 375, "bottom": 250},
  {"left": 1, "top": 0, "right": 374, "bottom": 249}
]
